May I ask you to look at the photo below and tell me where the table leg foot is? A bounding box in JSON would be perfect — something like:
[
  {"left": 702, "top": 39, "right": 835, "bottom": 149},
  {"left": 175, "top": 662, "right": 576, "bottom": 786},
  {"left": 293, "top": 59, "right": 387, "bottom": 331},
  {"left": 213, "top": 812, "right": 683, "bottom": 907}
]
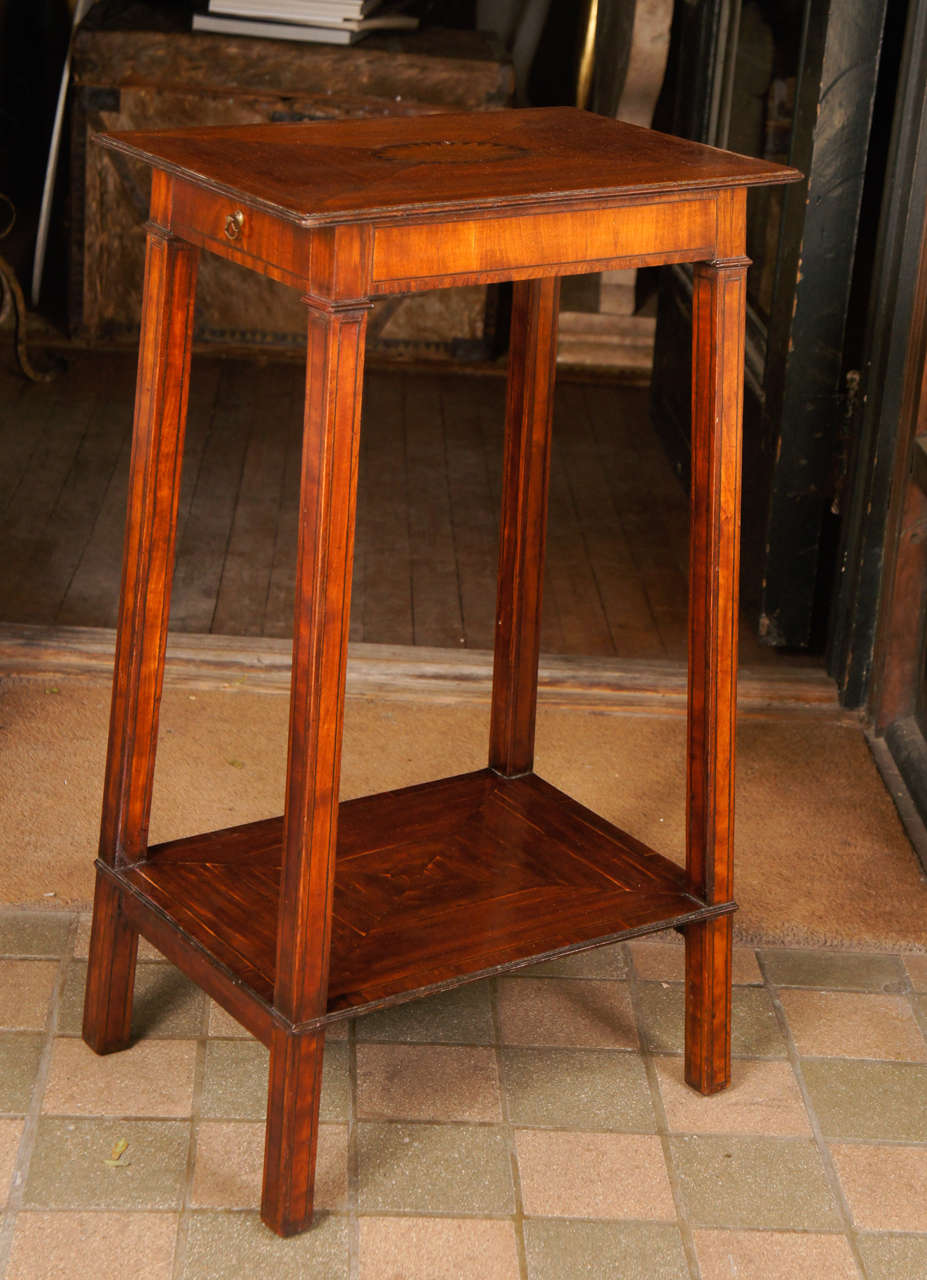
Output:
[
  {"left": 82, "top": 872, "right": 138, "bottom": 1055},
  {"left": 683, "top": 914, "right": 732, "bottom": 1094},
  {"left": 261, "top": 1026, "right": 326, "bottom": 1236}
]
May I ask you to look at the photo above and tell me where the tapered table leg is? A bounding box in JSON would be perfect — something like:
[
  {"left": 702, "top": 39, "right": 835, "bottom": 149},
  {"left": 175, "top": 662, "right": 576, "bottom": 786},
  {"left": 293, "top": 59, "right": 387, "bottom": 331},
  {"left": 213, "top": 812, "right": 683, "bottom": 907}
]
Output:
[
  {"left": 490, "top": 275, "right": 561, "bottom": 777},
  {"left": 262, "top": 296, "right": 368, "bottom": 1236},
  {"left": 684, "top": 255, "right": 748, "bottom": 1094},
  {"left": 83, "top": 227, "right": 198, "bottom": 1055}
]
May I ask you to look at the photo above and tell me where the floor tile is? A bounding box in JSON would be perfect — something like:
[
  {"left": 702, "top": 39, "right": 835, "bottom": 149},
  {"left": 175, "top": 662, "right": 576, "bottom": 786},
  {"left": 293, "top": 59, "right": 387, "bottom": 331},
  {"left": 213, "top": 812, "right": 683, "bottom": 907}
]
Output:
[
  {"left": 0, "top": 960, "right": 58, "bottom": 1030},
  {"left": 762, "top": 948, "right": 906, "bottom": 992},
  {"left": 0, "top": 1117, "right": 25, "bottom": 1206},
  {"left": 72, "top": 915, "right": 92, "bottom": 958},
  {"left": 191, "top": 1121, "right": 347, "bottom": 1210},
  {"left": 779, "top": 989, "right": 927, "bottom": 1061},
  {"left": 904, "top": 954, "right": 927, "bottom": 993},
  {"left": 627, "top": 939, "right": 685, "bottom": 983},
  {"left": 355, "top": 981, "right": 495, "bottom": 1044},
  {"left": 501, "top": 1046, "right": 655, "bottom": 1130},
  {"left": 831, "top": 1142, "right": 927, "bottom": 1231},
  {"left": 356, "top": 1122, "right": 514, "bottom": 1213},
  {"left": 6, "top": 911, "right": 924, "bottom": 1270},
  {"left": 121, "top": 964, "right": 207, "bottom": 1039},
  {"left": 515, "top": 1129, "right": 675, "bottom": 1220},
  {"left": 630, "top": 940, "right": 762, "bottom": 985},
  {"left": 358, "top": 1217, "right": 520, "bottom": 1280},
  {"left": 693, "top": 1229, "right": 859, "bottom": 1280},
  {"left": 73, "top": 914, "right": 162, "bottom": 962},
  {"left": 6, "top": 1210, "right": 178, "bottom": 1280},
  {"left": 857, "top": 1232, "right": 927, "bottom": 1280},
  {"left": 496, "top": 978, "right": 637, "bottom": 1048},
  {"left": 42, "top": 1037, "right": 196, "bottom": 1117},
  {"left": 0, "top": 911, "right": 72, "bottom": 957},
  {"left": 58, "top": 961, "right": 206, "bottom": 1038},
  {"left": 200, "top": 1040, "right": 268, "bottom": 1120},
  {"left": 669, "top": 1135, "right": 842, "bottom": 1229},
  {"left": 199, "top": 1039, "right": 348, "bottom": 1121},
  {"left": 517, "top": 942, "right": 628, "bottom": 980},
  {"left": 636, "top": 983, "right": 786, "bottom": 1057},
  {"left": 523, "top": 1220, "right": 689, "bottom": 1280},
  {"left": 654, "top": 1056, "right": 811, "bottom": 1135},
  {"left": 208, "top": 1002, "right": 253, "bottom": 1038},
  {"left": 318, "top": 1042, "right": 350, "bottom": 1121},
  {"left": 208, "top": 1001, "right": 347, "bottom": 1039},
  {"left": 24, "top": 1117, "right": 190, "bottom": 1208},
  {"left": 357, "top": 1043, "right": 501, "bottom": 1121},
  {"left": 190, "top": 1120, "right": 264, "bottom": 1209},
  {"left": 915, "top": 993, "right": 927, "bottom": 1028},
  {"left": 801, "top": 1059, "right": 927, "bottom": 1140},
  {"left": 0, "top": 1034, "right": 44, "bottom": 1113},
  {"left": 182, "top": 1211, "right": 349, "bottom": 1280}
]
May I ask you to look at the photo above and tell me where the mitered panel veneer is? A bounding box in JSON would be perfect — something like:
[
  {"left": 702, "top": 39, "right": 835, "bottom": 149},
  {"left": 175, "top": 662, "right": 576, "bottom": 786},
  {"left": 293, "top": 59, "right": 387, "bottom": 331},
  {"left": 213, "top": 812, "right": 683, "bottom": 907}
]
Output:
[{"left": 111, "top": 770, "right": 732, "bottom": 1029}]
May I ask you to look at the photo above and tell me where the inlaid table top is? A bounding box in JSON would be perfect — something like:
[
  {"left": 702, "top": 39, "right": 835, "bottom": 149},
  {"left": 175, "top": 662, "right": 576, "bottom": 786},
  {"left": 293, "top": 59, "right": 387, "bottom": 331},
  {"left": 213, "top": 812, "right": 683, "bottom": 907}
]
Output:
[{"left": 97, "top": 105, "right": 799, "bottom": 227}]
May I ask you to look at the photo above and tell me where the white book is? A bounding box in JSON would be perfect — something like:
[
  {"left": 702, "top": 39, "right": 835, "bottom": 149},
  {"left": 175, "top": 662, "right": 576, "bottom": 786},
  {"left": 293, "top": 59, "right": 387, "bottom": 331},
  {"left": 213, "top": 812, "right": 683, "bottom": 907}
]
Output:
[
  {"left": 194, "top": 13, "right": 357, "bottom": 40},
  {"left": 208, "top": 0, "right": 383, "bottom": 19},
  {"left": 193, "top": 12, "right": 418, "bottom": 42},
  {"left": 208, "top": 4, "right": 375, "bottom": 26},
  {"left": 194, "top": 10, "right": 418, "bottom": 39}
]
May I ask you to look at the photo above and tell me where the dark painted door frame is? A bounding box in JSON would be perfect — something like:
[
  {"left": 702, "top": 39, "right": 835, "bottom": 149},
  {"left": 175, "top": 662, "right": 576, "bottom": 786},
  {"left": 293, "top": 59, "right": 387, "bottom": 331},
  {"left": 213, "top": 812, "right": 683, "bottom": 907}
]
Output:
[
  {"left": 759, "top": 0, "right": 889, "bottom": 648},
  {"left": 829, "top": 0, "right": 927, "bottom": 706},
  {"left": 651, "top": 0, "right": 889, "bottom": 647},
  {"left": 830, "top": 0, "right": 927, "bottom": 865}
]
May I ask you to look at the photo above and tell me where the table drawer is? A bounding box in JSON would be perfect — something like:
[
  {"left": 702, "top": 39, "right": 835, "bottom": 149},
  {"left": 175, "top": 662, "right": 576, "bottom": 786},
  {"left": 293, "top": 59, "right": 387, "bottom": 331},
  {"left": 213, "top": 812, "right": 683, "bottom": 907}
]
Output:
[{"left": 169, "top": 179, "right": 311, "bottom": 289}]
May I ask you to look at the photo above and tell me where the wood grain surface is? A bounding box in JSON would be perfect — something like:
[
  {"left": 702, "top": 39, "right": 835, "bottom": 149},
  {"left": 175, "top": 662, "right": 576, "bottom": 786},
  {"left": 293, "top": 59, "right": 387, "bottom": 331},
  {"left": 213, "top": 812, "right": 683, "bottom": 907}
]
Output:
[
  {"left": 490, "top": 277, "right": 560, "bottom": 776},
  {"left": 117, "top": 770, "right": 732, "bottom": 1022},
  {"left": 684, "top": 240, "right": 748, "bottom": 1095},
  {"left": 98, "top": 107, "right": 799, "bottom": 227},
  {"left": 98, "top": 225, "right": 199, "bottom": 870}
]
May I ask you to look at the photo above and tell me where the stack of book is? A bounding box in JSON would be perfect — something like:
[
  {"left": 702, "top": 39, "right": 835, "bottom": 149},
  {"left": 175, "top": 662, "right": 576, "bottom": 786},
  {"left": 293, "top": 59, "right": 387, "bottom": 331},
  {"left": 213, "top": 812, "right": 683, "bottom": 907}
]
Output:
[{"left": 192, "top": 0, "right": 419, "bottom": 46}]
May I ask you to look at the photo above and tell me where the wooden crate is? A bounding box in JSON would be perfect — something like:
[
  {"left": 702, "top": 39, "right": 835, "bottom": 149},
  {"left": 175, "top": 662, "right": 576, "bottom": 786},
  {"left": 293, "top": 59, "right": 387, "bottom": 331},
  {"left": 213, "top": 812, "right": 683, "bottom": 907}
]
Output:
[{"left": 70, "top": 27, "right": 513, "bottom": 357}]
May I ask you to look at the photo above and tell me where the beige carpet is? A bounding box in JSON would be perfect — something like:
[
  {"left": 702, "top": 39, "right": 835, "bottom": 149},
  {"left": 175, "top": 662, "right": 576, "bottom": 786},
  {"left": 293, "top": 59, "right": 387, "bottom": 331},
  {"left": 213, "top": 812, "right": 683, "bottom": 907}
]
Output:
[{"left": 1, "top": 673, "right": 924, "bottom": 950}]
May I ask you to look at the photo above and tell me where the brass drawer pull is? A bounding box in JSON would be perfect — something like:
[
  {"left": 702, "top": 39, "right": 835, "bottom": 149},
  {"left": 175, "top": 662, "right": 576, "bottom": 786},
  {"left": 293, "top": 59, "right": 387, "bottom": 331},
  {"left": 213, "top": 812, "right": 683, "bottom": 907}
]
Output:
[{"left": 225, "top": 210, "right": 245, "bottom": 240}]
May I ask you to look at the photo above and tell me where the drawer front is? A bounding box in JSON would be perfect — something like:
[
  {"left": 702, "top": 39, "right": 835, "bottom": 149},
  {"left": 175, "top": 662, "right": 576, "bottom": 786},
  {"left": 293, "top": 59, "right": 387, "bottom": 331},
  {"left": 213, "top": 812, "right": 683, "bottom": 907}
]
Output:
[
  {"left": 372, "top": 196, "right": 718, "bottom": 291},
  {"left": 169, "top": 180, "right": 310, "bottom": 288}
]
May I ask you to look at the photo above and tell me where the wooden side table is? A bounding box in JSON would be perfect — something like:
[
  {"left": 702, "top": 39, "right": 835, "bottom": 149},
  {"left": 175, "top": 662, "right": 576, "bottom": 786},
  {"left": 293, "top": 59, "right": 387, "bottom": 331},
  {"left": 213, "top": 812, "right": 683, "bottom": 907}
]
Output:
[{"left": 81, "top": 107, "right": 798, "bottom": 1236}]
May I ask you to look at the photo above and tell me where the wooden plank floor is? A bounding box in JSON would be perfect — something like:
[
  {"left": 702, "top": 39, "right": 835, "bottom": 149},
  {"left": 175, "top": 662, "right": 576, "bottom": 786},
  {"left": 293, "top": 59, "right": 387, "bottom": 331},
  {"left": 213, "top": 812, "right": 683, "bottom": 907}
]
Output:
[{"left": 0, "top": 348, "right": 742, "bottom": 660}]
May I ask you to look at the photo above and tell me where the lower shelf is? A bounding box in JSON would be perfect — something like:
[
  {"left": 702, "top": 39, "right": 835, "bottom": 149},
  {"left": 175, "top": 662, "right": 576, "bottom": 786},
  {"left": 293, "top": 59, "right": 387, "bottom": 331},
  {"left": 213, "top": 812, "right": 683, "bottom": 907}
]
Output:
[{"left": 113, "top": 769, "right": 734, "bottom": 1031}]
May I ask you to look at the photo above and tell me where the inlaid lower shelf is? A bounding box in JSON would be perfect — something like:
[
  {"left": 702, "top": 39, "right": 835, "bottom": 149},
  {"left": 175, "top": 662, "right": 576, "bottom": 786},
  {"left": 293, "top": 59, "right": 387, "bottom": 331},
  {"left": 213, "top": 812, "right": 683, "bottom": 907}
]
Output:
[{"left": 105, "top": 770, "right": 734, "bottom": 1040}]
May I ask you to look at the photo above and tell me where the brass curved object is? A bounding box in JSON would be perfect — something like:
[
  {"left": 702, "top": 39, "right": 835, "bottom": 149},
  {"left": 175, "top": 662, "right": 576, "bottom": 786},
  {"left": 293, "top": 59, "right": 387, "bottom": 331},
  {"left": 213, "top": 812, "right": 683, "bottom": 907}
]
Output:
[
  {"left": 0, "top": 195, "right": 58, "bottom": 383},
  {"left": 576, "top": 0, "right": 600, "bottom": 110},
  {"left": 224, "top": 210, "right": 245, "bottom": 241}
]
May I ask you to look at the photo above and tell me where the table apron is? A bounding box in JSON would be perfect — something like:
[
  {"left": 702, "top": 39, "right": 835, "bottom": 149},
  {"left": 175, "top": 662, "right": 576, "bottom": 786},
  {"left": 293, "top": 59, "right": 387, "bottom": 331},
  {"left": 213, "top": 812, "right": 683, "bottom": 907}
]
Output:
[
  {"left": 370, "top": 196, "right": 719, "bottom": 292},
  {"left": 163, "top": 180, "right": 725, "bottom": 297},
  {"left": 169, "top": 177, "right": 311, "bottom": 291}
]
